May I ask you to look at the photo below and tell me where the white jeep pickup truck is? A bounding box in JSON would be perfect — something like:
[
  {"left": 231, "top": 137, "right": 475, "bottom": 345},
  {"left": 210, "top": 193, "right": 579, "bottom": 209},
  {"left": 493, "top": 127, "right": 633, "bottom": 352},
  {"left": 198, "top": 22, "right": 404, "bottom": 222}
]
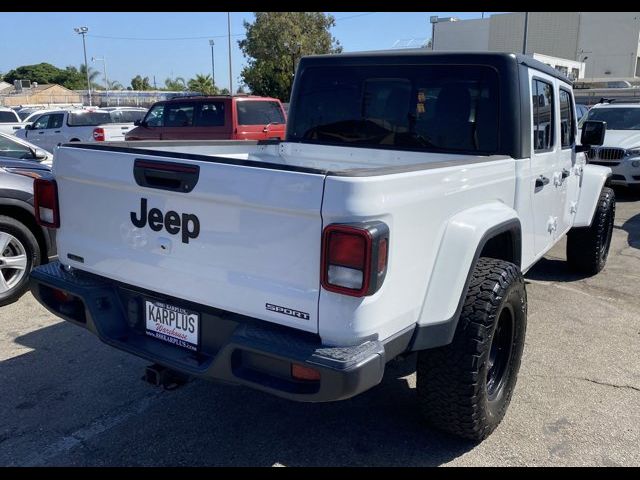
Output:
[
  {"left": 15, "top": 108, "right": 135, "bottom": 153},
  {"left": 29, "top": 52, "right": 614, "bottom": 441}
]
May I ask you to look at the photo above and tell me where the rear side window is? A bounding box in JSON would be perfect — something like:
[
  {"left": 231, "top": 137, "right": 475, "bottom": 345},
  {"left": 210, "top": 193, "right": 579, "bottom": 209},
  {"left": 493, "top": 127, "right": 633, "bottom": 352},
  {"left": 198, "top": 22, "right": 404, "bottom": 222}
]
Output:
[
  {"left": 165, "top": 104, "right": 195, "bottom": 127},
  {"left": 237, "top": 101, "right": 285, "bottom": 125},
  {"left": 559, "top": 89, "right": 575, "bottom": 147},
  {"left": 195, "top": 102, "right": 225, "bottom": 127},
  {"left": 0, "top": 111, "right": 19, "bottom": 123},
  {"left": 289, "top": 64, "right": 500, "bottom": 154},
  {"left": 532, "top": 79, "right": 554, "bottom": 151},
  {"left": 68, "top": 112, "right": 113, "bottom": 126}
]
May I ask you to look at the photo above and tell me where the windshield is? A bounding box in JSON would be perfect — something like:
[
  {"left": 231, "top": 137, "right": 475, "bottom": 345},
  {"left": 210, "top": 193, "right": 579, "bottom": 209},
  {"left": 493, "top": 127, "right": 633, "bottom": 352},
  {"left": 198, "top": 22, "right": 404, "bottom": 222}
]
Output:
[
  {"left": 0, "top": 135, "right": 36, "bottom": 160},
  {"left": 288, "top": 64, "right": 500, "bottom": 154},
  {"left": 110, "top": 109, "right": 147, "bottom": 123},
  {"left": 68, "top": 111, "right": 113, "bottom": 126},
  {"left": 580, "top": 107, "right": 640, "bottom": 130}
]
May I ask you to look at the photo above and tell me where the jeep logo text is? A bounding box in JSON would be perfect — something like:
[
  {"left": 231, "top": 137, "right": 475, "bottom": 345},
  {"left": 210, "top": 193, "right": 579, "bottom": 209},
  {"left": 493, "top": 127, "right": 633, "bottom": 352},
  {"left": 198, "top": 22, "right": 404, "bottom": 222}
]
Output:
[{"left": 131, "top": 198, "right": 200, "bottom": 244}]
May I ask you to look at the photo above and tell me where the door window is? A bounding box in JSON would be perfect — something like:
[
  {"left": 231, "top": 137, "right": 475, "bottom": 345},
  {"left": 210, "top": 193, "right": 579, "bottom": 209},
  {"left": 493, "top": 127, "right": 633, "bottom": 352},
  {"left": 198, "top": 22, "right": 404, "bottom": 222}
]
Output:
[
  {"left": 532, "top": 79, "right": 555, "bottom": 151},
  {"left": 48, "top": 114, "right": 64, "bottom": 129},
  {"left": 144, "top": 104, "right": 165, "bottom": 127},
  {"left": 195, "top": 102, "right": 225, "bottom": 127},
  {"left": 559, "top": 89, "right": 575, "bottom": 148},
  {"left": 165, "top": 104, "right": 195, "bottom": 127},
  {"left": 32, "top": 115, "right": 50, "bottom": 130}
]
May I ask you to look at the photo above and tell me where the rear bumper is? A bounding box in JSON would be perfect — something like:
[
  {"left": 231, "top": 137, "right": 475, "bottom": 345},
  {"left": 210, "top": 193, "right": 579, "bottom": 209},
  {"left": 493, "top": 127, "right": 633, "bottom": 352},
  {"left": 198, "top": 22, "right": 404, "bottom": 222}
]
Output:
[{"left": 30, "top": 262, "right": 396, "bottom": 402}]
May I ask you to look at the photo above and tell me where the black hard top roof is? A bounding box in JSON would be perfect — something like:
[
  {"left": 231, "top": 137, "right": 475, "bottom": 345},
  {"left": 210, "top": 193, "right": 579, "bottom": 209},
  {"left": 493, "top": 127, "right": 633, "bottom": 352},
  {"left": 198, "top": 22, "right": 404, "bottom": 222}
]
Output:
[{"left": 300, "top": 50, "right": 573, "bottom": 85}]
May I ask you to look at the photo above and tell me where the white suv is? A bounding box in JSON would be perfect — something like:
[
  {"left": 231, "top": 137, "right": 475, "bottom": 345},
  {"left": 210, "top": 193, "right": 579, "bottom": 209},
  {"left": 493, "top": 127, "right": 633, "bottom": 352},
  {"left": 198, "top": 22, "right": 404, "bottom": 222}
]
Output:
[{"left": 580, "top": 102, "right": 640, "bottom": 187}]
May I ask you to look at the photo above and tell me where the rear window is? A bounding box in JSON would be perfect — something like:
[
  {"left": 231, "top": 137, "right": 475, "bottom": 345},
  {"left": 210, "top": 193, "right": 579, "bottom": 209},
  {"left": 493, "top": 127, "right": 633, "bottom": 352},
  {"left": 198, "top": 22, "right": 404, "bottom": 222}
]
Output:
[
  {"left": 237, "top": 101, "right": 285, "bottom": 125},
  {"left": 110, "top": 110, "right": 147, "bottom": 123},
  {"left": 288, "top": 64, "right": 500, "bottom": 154},
  {"left": 68, "top": 111, "right": 113, "bottom": 126},
  {"left": 0, "top": 111, "right": 19, "bottom": 123}
]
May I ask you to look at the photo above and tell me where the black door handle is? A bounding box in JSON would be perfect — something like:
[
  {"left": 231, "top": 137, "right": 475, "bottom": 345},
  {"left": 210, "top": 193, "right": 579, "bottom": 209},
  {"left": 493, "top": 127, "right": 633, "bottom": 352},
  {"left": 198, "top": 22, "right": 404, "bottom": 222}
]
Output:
[
  {"left": 54, "top": 130, "right": 61, "bottom": 133},
  {"left": 535, "top": 175, "right": 549, "bottom": 188},
  {"left": 38, "top": 131, "right": 45, "bottom": 134},
  {"left": 562, "top": 168, "right": 570, "bottom": 179}
]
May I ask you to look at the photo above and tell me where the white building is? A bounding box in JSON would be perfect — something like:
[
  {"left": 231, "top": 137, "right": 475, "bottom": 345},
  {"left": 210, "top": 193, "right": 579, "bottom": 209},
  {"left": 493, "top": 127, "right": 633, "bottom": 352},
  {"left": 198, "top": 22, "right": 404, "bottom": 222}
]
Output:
[{"left": 433, "top": 12, "right": 640, "bottom": 78}]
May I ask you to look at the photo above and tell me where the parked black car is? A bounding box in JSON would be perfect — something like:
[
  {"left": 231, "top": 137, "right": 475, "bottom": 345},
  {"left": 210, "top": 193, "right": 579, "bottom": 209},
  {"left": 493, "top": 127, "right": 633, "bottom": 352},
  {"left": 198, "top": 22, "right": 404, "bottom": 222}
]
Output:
[{"left": 0, "top": 156, "right": 56, "bottom": 305}]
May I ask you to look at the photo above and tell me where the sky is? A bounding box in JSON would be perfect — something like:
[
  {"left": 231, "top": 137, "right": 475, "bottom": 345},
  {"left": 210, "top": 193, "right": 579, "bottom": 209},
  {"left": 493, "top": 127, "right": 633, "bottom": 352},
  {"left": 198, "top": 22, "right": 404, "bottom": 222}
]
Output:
[{"left": 0, "top": 12, "right": 504, "bottom": 91}]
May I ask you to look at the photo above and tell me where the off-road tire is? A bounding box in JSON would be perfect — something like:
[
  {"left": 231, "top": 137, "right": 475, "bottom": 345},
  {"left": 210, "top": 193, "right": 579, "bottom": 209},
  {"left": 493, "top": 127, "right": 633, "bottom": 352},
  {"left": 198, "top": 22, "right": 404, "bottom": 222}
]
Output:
[
  {"left": 416, "top": 257, "right": 527, "bottom": 441},
  {"left": 0, "top": 216, "right": 41, "bottom": 306},
  {"left": 566, "top": 187, "right": 615, "bottom": 275}
]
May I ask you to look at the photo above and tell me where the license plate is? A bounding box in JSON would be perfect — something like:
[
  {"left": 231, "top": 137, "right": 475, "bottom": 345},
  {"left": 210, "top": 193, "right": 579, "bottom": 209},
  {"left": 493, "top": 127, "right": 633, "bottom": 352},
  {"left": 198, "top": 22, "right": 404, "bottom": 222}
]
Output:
[{"left": 145, "top": 299, "right": 199, "bottom": 351}]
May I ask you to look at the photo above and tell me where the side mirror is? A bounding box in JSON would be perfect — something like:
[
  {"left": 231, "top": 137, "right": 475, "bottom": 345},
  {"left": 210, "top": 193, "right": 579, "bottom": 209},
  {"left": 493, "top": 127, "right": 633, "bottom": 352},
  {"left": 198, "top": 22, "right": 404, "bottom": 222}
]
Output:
[
  {"left": 134, "top": 119, "right": 142, "bottom": 126},
  {"left": 580, "top": 120, "right": 606, "bottom": 147},
  {"left": 33, "top": 148, "right": 49, "bottom": 160},
  {"left": 24, "top": 124, "right": 33, "bottom": 130}
]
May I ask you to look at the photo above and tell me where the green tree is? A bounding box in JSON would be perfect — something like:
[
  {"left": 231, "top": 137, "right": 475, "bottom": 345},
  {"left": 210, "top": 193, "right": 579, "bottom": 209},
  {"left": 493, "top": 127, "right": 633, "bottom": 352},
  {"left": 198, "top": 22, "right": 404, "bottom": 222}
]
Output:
[
  {"left": 238, "top": 12, "right": 341, "bottom": 101},
  {"left": 165, "top": 76, "right": 186, "bottom": 91},
  {"left": 187, "top": 74, "right": 217, "bottom": 95},
  {"left": 131, "top": 75, "right": 152, "bottom": 91},
  {"left": 236, "top": 85, "right": 247, "bottom": 94},
  {"left": 4, "top": 63, "right": 67, "bottom": 85},
  {"left": 220, "top": 88, "right": 230, "bottom": 95}
]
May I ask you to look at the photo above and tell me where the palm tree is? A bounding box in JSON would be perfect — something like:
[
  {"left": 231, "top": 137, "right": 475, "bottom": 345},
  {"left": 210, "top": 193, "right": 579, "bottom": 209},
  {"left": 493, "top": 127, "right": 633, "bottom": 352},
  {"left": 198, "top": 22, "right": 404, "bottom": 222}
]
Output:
[
  {"left": 79, "top": 64, "right": 101, "bottom": 89},
  {"left": 108, "top": 80, "right": 123, "bottom": 90},
  {"left": 165, "top": 76, "right": 186, "bottom": 91},
  {"left": 187, "top": 74, "right": 218, "bottom": 95}
]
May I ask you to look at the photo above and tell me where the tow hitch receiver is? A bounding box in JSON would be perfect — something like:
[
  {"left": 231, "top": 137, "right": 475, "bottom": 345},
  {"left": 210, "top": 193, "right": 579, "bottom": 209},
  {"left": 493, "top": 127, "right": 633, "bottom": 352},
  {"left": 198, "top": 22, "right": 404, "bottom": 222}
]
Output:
[{"left": 143, "top": 364, "right": 191, "bottom": 390}]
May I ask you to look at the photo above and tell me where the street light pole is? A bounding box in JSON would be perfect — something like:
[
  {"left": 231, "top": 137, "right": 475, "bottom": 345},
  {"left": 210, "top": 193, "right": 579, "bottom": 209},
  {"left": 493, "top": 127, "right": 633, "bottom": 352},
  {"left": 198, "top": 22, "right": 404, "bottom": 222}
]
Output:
[
  {"left": 522, "top": 12, "right": 529, "bottom": 55},
  {"left": 429, "top": 16, "right": 438, "bottom": 51},
  {"left": 227, "top": 12, "right": 233, "bottom": 94},
  {"left": 74, "top": 26, "right": 91, "bottom": 106},
  {"left": 209, "top": 39, "right": 215, "bottom": 90},
  {"left": 92, "top": 56, "right": 108, "bottom": 106}
]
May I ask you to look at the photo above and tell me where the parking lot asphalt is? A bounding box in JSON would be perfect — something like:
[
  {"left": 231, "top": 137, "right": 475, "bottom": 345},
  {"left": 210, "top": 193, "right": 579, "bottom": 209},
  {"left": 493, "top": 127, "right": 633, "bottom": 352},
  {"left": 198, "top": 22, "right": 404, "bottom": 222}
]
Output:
[{"left": 0, "top": 187, "right": 638, "bottom": 467}]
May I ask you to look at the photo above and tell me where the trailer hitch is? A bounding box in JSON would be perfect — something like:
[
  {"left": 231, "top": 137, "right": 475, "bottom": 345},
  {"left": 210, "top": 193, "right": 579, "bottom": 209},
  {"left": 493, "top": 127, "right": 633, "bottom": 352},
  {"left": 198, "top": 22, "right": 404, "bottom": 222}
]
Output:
[{"left": 143, "top": 364, "right": 191, "bottom": 391}]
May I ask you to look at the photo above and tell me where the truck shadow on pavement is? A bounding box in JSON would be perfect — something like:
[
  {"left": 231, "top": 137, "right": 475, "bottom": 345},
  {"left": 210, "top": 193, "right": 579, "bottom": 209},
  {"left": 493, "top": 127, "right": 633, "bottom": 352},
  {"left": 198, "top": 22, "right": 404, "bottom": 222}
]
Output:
[{"left": 2, "top": 322, "right": 476, "bottom": 466}]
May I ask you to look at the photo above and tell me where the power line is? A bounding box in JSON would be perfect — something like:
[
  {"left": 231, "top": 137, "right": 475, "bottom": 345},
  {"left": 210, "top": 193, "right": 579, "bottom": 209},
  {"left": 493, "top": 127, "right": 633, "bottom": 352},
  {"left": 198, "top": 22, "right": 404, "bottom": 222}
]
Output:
[
  {"left": 335, "top": 12, "right": 377, "bottom": 21},
  {"left": 87, "top": 12, "right": 376, "bottom": 41},
  {"left": 88, "top": 33, "right": 245, "bottom": 41}
]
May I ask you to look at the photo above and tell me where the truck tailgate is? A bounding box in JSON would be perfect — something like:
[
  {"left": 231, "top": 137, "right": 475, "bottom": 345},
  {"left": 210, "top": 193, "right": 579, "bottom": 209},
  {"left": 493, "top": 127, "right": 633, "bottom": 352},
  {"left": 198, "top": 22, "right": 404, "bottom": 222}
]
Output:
[
  {"left": 103, "top": 123, "right": 134, "bottom": 141},
  {"left": 54, "top": 145, "right": 326, "bottom": 333}
]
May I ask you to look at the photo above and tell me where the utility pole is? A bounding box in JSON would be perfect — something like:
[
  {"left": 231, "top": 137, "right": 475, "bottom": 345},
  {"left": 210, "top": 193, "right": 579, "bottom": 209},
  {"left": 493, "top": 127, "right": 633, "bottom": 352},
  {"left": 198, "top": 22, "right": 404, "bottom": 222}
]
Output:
[
  {"left": 74, "top": 26, "right": 91, "bottom": 106},
  {"left": 92, "top": 56, "right": 108, "bottom": 106},
  {"left": 227, "top": 12, "right": 233, "bottom": 94},
  {"left": 522, "top": 12, "right": 529, "bottom": 55},
  {"left": 209, "top": 39, "right": 215, "bottom": 89}
]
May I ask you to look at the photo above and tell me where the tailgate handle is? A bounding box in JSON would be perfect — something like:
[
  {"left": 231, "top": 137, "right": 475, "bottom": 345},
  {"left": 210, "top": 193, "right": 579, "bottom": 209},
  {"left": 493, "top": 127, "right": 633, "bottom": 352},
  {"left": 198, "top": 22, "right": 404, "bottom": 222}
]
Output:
[{"left": 133, "top": 159, "right": 200, "bottom": 193}]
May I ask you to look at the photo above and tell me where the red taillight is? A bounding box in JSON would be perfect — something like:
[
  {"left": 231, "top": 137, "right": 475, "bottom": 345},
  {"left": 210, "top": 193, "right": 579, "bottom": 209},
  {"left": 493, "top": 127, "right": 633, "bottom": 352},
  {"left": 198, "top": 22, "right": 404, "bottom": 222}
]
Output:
[
  {"left": 291, "top": 364, "right": 321, "bottom": 382},
  {"left": 34, "top": 178, "right": 59, "bottom": 228},
  {"left": 321, "top": 222, "right": 389, "bottom": 297},
  {"left": 52, "top": 288, "right": 74, "bottom": 303},
  {"left": 328, "top": 232, "right": 366, "bottom": 270},
  {"left": 93, "top": 127, "right": 105, "bottom": 141}
]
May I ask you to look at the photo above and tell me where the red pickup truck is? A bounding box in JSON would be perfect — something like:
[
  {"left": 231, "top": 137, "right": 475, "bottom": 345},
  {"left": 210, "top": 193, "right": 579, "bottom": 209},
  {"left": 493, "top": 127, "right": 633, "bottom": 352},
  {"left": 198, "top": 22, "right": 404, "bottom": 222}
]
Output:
[{"left": 125, "top": 95, "right": 287, "bottom": 141}]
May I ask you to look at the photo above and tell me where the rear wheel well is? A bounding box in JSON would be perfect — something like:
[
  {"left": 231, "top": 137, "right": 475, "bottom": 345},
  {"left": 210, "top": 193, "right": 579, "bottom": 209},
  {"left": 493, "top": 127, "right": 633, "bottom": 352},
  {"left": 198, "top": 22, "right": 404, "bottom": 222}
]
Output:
[
  {"left": 0, "top": 206, "right": 48, "bottom": 262},
  {"left": 479, "top": 229, "right": 521, "bottom": 267}
]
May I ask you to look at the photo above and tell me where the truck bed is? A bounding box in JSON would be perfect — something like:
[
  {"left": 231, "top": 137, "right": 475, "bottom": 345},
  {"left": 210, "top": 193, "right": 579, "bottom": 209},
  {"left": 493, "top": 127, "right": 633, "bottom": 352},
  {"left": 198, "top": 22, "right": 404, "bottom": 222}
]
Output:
[{"left": 70, "top": 139, "right": 508, "bottom": 177}]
